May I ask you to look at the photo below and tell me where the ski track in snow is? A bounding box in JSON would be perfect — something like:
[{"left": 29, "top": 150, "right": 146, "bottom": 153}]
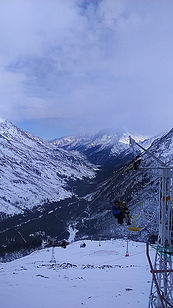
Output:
[{"left": 0, "top": 239, "right": 155, "bottom": 308}]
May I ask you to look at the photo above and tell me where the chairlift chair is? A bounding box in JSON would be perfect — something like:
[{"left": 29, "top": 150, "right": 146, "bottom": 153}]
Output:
[{"left": 128, "top": 200, "right": 142, "bottom": 232}]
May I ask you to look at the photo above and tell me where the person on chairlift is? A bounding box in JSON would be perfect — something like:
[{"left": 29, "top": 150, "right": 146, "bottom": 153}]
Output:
[
  {"left": 112, "top": 199, "right": 124, "bottom": 225},
  {"left": 121, "top": 200, "right": 131, "bottom": 225}
]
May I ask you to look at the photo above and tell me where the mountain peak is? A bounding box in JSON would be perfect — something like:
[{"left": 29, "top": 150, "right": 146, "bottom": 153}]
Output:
[{"left": 0, "top": 118, "right": 7, "bottom": 124}]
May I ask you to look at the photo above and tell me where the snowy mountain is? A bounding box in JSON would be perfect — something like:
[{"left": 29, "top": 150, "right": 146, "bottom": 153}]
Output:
[
  {"left": 0, "top": 123, "right": 172, "bottom": 258},
  {"left": 0, "top": 120, "right": 96, "bottom": 215},
  {"left": 52, "top": 129, "right": 148, "bottom": 165},
  {"left": 142, "top": 128, "right": 173, "bottom": 165},
  {"left": 75, "top": 128, "right": 173, "bottom": 242}
]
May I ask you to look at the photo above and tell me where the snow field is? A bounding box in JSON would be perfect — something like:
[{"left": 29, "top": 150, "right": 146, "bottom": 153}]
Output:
[{"left": 0, "top": 239, "right": 155, "bottom": 308}]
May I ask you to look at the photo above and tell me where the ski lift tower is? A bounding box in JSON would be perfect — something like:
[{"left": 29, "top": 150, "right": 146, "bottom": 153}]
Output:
[{"left": 129, "top": 137, "right": 173, "bottom": 308}]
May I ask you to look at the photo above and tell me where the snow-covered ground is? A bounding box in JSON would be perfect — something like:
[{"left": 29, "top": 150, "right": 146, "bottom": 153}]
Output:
[{"left": 0, "top": 239, "right": 155, "bottom": 308}]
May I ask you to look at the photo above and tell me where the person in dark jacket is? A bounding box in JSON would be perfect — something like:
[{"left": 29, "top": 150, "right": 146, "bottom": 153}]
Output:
[
  {"left": 112, "top": 200, "right": 124, "bottom": 225},
  {"left": 80, "top": 242, "right": 86, "bottom": 248},
  {"left": 121, "top": 200, "right": 131, "bottom": 225}
]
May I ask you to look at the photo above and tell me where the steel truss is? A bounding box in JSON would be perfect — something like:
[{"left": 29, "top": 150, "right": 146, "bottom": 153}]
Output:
[
  {"left": 129, "top": 137, "right": 173, "bottom": 308},
  {"left": 148, "top": 169, "right": 173, "bottom": 308},
  {"left": 147, "top": 243, "right": 173, "bottom": 308}
]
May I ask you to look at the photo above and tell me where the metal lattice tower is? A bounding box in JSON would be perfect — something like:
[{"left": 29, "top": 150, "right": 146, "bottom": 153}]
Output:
[
  {"left": 129, "top": 137, "right": 173, "bottom": 308},
  {"left": 158, "top": 169, "right": 173, "bottom": 248},
  {"left": 148, "top": 168, "right": 173, "bottom": 308},
  {"left": 50, "top": 246, "right": 56, "bottom": 264},
  {"left": 148, "top": 245, "right": 173, "bottom": 307}
]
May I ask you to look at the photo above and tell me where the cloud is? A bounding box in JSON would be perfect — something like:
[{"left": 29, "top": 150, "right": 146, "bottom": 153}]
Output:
[{"left": 0, "top": 0, "right": 173, "bottom": 137}]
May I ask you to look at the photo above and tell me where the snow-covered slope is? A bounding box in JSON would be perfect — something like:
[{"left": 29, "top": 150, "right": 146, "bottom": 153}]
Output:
[
  {"left": 52, "top": 130, "right": 148, "bottom": 165},
  {"left": 0, "top": 239, "right": 154, "bottom": 308},
  {"left": 0, "top": 120, "right": 96, "bottom": 215}
]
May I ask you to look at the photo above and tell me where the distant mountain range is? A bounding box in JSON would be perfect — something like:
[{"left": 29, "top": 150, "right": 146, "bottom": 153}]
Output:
[{"left": 51, "top": 129, "right": 148, "bottom": 165}]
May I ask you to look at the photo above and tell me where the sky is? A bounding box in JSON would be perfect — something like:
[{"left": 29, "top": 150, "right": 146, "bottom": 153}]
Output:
[{"left": 0, "top": 0, "right": 173, "bottom": 140}]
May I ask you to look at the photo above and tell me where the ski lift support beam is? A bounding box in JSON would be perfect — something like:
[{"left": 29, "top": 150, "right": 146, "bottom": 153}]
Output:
[{"left": 129, "top": 136, "right": 167, "bottom": 168}]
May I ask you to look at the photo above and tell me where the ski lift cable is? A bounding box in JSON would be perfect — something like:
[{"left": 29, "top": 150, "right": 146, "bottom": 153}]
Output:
[
  {"left": 129, "top": 136, "right": 166, "bottom": 167},
  {"left": 73, "top": 167, "right": 125, "bottom": 222},
  {"left": 17, "top": 231, "right": 27, "bottom": 243},
  {"left": 165, "top": 157, "right": 173, "bottom": 167},
  {"left": 69, "top": 176, "right": 119, "bottom": 228},
  {"left": 55, "top": 142, "right": 150, "bottom": 239},
  {"left": 58, "top": 168, "right": 125, "bottom": 240},
  {"left": 71, "top": 165, "right": 138, "bottom": 236}
]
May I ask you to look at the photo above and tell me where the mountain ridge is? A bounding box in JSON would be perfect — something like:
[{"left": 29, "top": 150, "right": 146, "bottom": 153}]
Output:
[
  {"left": 0, "top": 120, "right": 96, "bottom": 215},
  {"left": 51, "top": 129, "right": 148, "bottom": 165}
]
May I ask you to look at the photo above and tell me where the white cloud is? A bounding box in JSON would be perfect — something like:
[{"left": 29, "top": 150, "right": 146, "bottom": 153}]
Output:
[{"left": 0, "top": 0, "right": 173, "bottom": 136}]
